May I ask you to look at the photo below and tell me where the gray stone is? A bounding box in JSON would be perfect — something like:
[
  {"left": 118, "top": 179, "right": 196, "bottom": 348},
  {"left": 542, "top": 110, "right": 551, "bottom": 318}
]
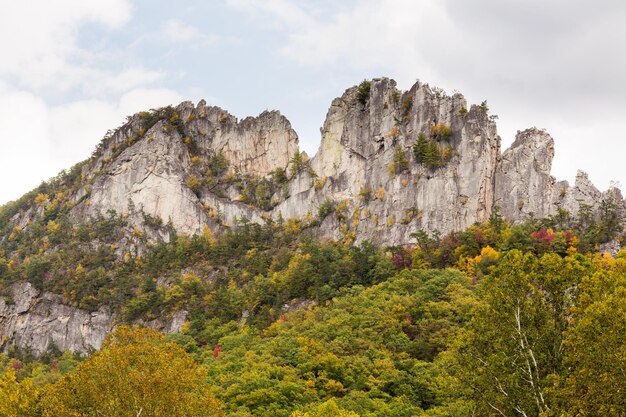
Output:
[
  {"left": 0, "top": 282, "right": 190, "bottom": 356},
  {"left": 0, "top": 282, "right": 113, "bottom": 356},
  {"left": 495, "top": 128, "right": 556, "bottom": 220}
]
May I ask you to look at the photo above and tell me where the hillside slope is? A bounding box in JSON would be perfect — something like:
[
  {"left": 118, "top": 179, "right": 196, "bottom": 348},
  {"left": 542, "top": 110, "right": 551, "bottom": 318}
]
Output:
[{"left": 0, "top": 77, "right": 624, "bottom": 355}]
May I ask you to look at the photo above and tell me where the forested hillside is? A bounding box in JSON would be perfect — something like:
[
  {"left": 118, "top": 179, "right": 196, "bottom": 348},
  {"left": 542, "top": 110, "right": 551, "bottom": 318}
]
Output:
[
  {"left": 1, "top": 79, "right": 625, "bottom": 416},
  {"left": 1, "top": 208, "right": 625, "bottom": 416}
]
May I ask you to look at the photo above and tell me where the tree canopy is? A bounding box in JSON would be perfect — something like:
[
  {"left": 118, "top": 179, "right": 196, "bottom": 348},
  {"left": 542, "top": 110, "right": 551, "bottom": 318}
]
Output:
[{"left": 41, "top": 326, "right": 222, "bottom": 417}]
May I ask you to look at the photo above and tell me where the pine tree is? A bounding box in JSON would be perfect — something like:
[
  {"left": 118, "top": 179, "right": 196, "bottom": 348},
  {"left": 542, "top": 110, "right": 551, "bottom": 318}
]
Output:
[
  {"left": 412, "top": 133, "right": 429, "bottom": 164},
  {"left": 424, "top": 141, "right": 440, "bottom": 168}
]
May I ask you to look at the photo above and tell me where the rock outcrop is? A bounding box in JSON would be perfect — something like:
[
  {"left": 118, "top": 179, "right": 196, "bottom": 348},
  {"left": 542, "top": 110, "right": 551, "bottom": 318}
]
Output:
[
  {"left": 278, "top": 78, "right": 500, "bottom": 243},
  {"left": 64, "top": 77, "right": 624, "bottom": 245},
  {"left": 0, "top": 282, "right": 113, "bottom": 355},
  {"left": 72, "top": 103, "right": 299, "bottom": 236},
  {"left": 495, "top": 128, "right": 557, "bottom": 220},
  {"left": 2, "top": 76, "right": 624, "bottom": 355},
  {"left": 0, "top": 282, "right": 188, "bottom": 355},
  {"left": 495, "top": 127, "right": 622, "bottom": 223},
  {"left": 183, "top": 103, "right": 299, "bottom": 177},
  {"left": 85, "top": 121, "right": 210, "bottom": 235}
]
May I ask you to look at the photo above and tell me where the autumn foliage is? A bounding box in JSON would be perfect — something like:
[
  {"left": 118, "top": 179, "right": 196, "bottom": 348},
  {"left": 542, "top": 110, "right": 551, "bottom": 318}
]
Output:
[{"left": 41, "top": 326, "right": 222, "bottom": 417}]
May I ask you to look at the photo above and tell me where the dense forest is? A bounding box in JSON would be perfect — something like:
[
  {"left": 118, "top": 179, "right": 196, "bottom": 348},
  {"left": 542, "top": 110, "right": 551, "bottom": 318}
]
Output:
[{"left": 1, "top": 183, "right": 625, "bottom": 417}]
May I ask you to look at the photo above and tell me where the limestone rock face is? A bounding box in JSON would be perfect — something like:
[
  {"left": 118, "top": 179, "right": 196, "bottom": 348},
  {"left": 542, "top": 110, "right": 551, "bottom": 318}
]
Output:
[
  {"left": 64, "top": 77, "right": 622, "bottom": 246},
  {"left": 0, "top": 282, "right": 113, "bottom": 355},
  {"left": 182, "top": 101, "right": 299, "bottom": 177},
  {"left": 81, "top": 121, "right": 209, "bottom": 235},
  {"left": 556, "top": 170, "right": 604, "bottom": 214},
  {"left": 495, "top": 128, "right": 556, "bottom": 220},
  {"left": 71, "top": 102, "right": 299, "bottom": 236},
  {"left": 494, "top": 128, "right": 624, "bottom": 223},
  {"left": 0, "top": 282, "right": 188, "bottom": 355},
  {"left": 280, "top": 78, "right": 500, "bottom": 244}
]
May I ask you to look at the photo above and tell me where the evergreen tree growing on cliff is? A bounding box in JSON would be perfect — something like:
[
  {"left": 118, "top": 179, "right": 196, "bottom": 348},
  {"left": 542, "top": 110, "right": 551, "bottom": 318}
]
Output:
[{"left": 413, "top": 133, "right": 429, "bottom": 164}]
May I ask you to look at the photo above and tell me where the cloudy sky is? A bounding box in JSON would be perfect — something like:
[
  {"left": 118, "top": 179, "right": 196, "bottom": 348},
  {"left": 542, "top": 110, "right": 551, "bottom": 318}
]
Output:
[{"left": 1, "top": 0, "right": 625, "bottom": 204}]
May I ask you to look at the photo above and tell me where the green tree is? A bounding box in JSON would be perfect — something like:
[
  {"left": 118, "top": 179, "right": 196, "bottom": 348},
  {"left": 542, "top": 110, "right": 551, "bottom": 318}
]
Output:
[
  {"left": 445, "top": 251, "right": 590, "bottom": 417},
  {"left": 255, "top": 179, "right": 273, "bottom": 210},
  {"left": 0, "top": 257, "right": 7, "bottom": 277},
  {"left": 562, "top": 266, "right": 626, "bottom": 416},
  {"left": 424, "top": 141, "right": 440, "bottom": 167},
  {"left": 289, "top": 150, "right": 306, "bottom": 177},
  {"left": 597, "top": 191, "right": 621, "bottom": 242},
  {"left": 318, "top": 199, "right": 335, "bottom": 221},
  {"left": 356, "top": 81, "right": 371, "bottom": 105},
  {"left": 291, "top": 399, "right": 360, "bottom": 417},
  {"left": 207, "top": 151, "right": 228, "bottom": 177},
  {"left": 412, "top": 133, "right": 429, "bottom": 164},
  {"left": 390, "top": 147, "right": 409, "bottom": 174}
]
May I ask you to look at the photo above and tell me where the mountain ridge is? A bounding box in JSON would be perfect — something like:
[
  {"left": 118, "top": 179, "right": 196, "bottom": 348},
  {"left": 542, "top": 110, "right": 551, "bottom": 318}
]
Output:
[
  {"left": 3, "top": 77, "right": 621, "bottom": 245},
  {"left": 0, "top": 76, "right": 623, "bottom": 355},
  {"left": 68, "top": 77, "right": 625, "bottom": 244}
]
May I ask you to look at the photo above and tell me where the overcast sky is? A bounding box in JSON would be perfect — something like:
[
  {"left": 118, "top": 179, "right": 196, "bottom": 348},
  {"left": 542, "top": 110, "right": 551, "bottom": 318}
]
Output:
[{"left": 1, "top": 0, "right": 625, "bottom": 204}]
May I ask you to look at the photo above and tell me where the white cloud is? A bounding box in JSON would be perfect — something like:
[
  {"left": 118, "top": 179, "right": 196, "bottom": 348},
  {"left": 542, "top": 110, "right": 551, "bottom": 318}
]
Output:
[
  {"left": 162, "top": 19, "right": 203, "bottom": 42},
  {"left": 0, "top": 0, "right": 134, "bottom": 91},
  {"left": 117, "top": 88, "right": 186, "bottom": 115},
  {"left": 161, "top": 19, "right": 219, "bottom": 44},
  {"left": 0, "top": 88, "right": 54, "bottom": 202},
  {"left": 225, "top": 0, "right": 430, "bottom": 76},
  {"left": 126, "top": 19, "right": 223, "bottom": 54},
  {"left": 0, "top": 0, "right": 189, "bottom": 204},
  {"left": 268, "top": 0, "right": 626, "bottom": 119},
  {"left": 226, "top": 0, "right": 314, "bottom": 29},
  {"left": 0, "top": 86, "right": 184, "bottom": 204},
  {"left": 282, "top": 0, "right": 436, "bottom": 72},
  {"left": 48, "top": 87, "right": 184, "bottom": 162},
  {"left": 80, "top": 67, "right": 165, "bottom": 96}
]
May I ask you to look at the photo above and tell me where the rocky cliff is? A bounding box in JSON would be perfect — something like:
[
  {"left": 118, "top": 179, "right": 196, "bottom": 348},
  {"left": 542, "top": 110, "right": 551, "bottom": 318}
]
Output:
[
  {"left": 1, "top": 77, "right": 623, "bottom": 355},
  {"left": 277, "top": 78, "right": 500, "bottom": 243},
  {"left": 0, "top": 282, "right": 112, "bottom": 355},
  {"left": 71, "top": 104, "right": 298, "bottom": 236},
  {"left": 60, "top": 78, "right": 624, "bottom": 244},
  {"left": 0, "top": 281, "right": 187, "bottom": 355}
]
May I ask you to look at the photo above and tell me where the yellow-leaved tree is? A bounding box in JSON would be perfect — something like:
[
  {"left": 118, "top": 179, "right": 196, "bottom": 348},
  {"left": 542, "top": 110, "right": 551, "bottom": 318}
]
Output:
[
  {"left": 290, "top": 399, "right": 360, "bottom": 417},
  {"left": 41, "top": 325, "right": 222, "bottom": 417},
  {"left": 0, "top": 368, "right": 40, "bottom": 417}
]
